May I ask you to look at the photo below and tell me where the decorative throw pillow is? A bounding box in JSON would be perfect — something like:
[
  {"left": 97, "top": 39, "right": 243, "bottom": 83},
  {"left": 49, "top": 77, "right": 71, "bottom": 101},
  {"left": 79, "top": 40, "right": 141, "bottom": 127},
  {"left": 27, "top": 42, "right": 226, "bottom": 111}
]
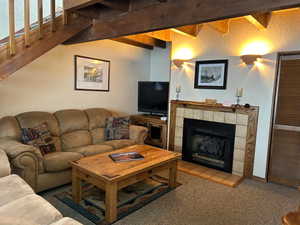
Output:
[
  {"left": 21, "top": 123, "right": 56, "bottom": 155},
  {"left": 105, "top": 117, "right": 130, "bottom": 141}
]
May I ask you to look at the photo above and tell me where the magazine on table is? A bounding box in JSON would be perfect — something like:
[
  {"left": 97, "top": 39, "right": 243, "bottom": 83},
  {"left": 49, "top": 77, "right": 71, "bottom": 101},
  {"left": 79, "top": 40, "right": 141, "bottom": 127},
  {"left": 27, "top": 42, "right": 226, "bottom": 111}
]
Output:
[{"left": 109, "top": 152, "right": 144, "bottom": 162}]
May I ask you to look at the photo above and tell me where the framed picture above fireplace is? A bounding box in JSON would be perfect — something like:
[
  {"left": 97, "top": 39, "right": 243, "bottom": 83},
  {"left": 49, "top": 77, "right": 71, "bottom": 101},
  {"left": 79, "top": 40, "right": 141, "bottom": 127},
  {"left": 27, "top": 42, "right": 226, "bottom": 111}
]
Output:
[{"left": 194, "top": 60, "right": 228, "bottom": 89}]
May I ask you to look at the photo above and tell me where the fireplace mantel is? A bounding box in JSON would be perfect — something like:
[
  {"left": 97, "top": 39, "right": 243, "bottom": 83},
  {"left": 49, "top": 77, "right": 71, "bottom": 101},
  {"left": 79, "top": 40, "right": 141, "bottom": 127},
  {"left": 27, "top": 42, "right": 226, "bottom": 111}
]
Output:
[
  {"left": 169, "top": 100, "right": 259, "bottom": 178},
  {"left": 170, "top": 100, "right": 259, "bottom": 113}
]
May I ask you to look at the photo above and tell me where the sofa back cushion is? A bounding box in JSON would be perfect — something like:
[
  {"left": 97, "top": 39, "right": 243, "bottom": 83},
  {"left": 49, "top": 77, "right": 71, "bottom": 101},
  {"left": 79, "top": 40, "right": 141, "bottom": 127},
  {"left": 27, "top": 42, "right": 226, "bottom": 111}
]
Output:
[
  {"left": 55, "top": 110, "right": 88, "bottom": 134},
  {"left": 0, "top": 116, "right": 21, "bottom": 140},
  {"left": 55, "top": 110, "right": 91, "bottom": 150},
  {"left": 61, "top": 130, "right": 92, "bottom": 149},
  {"left": 85, "top": 108, "right": 113, "bottom": 144},
  {"left": 16, "top": 112, "right": 60, "bottom": 137}
]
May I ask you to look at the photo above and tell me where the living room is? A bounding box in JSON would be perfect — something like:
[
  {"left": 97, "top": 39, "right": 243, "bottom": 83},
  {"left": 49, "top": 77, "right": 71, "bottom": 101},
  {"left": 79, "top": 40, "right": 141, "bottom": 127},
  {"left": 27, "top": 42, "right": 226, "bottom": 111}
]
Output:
[{"left": 0, "top": 1, "right": 300, "bottom": 225}]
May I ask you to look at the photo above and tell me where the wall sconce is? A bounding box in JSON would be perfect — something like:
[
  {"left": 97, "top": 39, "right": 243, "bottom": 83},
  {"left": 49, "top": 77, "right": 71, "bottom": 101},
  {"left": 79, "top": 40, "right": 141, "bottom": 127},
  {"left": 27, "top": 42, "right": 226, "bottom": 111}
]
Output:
[
  {"left": 172, "top": 59, "right": 189, "bottom": 68},
  {"left": 172, "top": 48, "right": 194, "bottom": 68},
  {"left": 240, "top": 54, "right": 262, "bottom": 65}
]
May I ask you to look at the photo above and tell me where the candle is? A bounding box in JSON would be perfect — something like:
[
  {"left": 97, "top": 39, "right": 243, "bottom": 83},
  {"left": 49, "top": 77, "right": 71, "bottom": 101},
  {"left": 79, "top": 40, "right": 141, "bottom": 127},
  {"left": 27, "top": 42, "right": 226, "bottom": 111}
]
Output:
[
  {"left": 236, "top": 88, "right": 243, "bottom": 97},
  {"left": 176, "top": 85, "right": 181, "bottom": 93}
]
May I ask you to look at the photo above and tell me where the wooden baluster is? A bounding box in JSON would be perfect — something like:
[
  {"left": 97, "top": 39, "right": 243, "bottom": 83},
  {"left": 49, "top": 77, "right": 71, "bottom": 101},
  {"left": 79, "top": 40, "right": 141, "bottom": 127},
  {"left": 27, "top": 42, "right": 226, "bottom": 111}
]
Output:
[
  {"left": 38, "top": 0, "right": 43, "bottom": 39},
  {"left": 8, "top": 0, "right": 16, "bottom": 56},
  {"left": 24, "top": 0, "right": 30, "bottom": 47},
  {"left": 51, "top": 0, "right": 56, "bottom": 32}
]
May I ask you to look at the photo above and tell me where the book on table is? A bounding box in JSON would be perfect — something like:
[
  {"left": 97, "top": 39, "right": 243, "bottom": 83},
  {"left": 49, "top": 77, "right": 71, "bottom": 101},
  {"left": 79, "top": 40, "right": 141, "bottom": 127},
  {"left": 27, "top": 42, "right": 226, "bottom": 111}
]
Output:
[{"left": 109, "top": 152, "right": 144, "bottom": 162}]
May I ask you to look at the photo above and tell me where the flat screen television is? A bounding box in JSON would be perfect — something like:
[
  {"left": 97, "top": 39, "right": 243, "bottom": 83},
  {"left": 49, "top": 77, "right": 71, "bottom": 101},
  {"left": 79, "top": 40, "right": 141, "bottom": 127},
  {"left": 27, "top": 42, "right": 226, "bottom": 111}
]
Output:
[{"left": 138, "top": 81, "right": 169, "bottom": 115}]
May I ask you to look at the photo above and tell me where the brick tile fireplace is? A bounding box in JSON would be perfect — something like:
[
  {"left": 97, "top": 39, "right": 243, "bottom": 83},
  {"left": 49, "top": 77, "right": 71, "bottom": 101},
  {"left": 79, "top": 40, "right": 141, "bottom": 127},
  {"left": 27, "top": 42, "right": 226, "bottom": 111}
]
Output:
[{"left": 169, "top": 100, "right": 259, "bottom": 177}]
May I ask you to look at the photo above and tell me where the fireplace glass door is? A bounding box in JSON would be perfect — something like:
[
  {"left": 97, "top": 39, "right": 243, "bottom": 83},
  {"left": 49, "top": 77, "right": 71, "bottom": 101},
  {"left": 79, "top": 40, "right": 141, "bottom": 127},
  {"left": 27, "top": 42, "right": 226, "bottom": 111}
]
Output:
[{"left": 182, "top": 118, "right": 236, "bottom": 173}]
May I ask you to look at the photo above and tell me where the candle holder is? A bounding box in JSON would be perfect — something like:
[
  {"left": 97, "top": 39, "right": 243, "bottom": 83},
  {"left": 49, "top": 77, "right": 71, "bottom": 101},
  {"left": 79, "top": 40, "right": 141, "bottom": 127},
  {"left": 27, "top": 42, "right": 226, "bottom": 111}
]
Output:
[
  {"left": 235, "top": 88, "right": 243, "bottom": 106},
  {"left": 236, "top": 95, "right": 241, "bottom": 106},
  {"left": 176, "top": 85, "right": 181, "bottom": 101}
]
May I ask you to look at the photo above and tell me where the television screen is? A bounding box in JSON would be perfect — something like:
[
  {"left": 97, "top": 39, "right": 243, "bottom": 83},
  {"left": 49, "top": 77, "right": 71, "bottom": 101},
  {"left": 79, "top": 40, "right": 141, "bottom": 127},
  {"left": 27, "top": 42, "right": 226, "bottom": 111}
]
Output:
[{"left": 138, "top": 81, "right": 169, "bottom": 115}]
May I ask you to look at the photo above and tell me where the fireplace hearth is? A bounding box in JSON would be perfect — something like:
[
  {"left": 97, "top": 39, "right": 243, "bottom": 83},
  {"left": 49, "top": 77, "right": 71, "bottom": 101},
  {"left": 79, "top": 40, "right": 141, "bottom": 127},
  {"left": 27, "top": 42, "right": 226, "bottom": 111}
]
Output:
[{"left": 182, "top": 118, "right": 236, "bottom": 173}]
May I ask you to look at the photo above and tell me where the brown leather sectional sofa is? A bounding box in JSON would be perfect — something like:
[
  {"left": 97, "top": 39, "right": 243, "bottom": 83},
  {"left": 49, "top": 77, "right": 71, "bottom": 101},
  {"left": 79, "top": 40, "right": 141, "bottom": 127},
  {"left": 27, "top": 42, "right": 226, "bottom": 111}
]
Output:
[{"left": 0, "top": 108, "right": 148, "bottom": 192}]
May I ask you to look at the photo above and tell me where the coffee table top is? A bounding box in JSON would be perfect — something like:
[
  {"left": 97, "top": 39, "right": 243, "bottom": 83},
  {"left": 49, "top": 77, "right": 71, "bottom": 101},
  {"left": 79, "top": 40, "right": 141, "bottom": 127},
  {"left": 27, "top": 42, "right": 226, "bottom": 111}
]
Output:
[{"left": 71, "top": 145, "right": 181, "bottom": 182}]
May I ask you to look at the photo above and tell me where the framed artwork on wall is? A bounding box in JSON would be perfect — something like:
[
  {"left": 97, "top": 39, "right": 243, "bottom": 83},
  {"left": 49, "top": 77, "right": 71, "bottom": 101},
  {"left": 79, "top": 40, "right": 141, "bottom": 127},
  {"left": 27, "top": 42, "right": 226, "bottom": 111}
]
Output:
[
  {"left": 194, "top": 60, "right": 228, "bottom": 89},
  {"left": 74, "top": 55, "right": 110, "bottom": 91}
]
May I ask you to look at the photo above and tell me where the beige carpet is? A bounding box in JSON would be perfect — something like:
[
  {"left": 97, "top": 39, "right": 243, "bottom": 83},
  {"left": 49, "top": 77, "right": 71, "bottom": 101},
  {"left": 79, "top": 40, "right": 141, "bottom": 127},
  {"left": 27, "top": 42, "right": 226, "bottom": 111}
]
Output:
[{"left": 43, "top": 171, "right": 300, "bottom": 225}]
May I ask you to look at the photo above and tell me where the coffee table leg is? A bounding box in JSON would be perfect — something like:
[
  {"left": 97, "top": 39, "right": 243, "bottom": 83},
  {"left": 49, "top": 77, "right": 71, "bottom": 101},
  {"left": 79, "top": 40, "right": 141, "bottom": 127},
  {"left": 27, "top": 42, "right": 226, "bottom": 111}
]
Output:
[
  {"left": 72, "top": 168, "right": 82, "bottom": 203},
  {"left": 169, "top": 160, "right": 178, "bottom": 188},
  {"left": 105, "top": 182, "right": 118, "bottom": 223}
]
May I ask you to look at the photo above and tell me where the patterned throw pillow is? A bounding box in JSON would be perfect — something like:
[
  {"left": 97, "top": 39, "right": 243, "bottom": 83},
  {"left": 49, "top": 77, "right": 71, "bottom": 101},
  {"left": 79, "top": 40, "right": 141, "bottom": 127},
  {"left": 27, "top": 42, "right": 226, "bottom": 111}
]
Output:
[
  {"left": 105, "top": 117, "right": 130, "bottom": 141},
  {"left": 21, "top": 123, "right": 56, "bottom": 155}
]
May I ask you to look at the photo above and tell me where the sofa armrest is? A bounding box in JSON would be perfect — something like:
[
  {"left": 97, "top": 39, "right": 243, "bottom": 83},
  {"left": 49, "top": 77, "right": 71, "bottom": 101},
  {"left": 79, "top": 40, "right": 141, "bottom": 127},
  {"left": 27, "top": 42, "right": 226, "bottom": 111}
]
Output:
[
  {"left": 0, "top": 138, "right": 43, "bottom": 159},
  {"left": 0, "top": 138, "right": 43, "bottom": 190},
  {"left": 0, "top": 148, "right": 11, "bottom": 177},
  {"left": 129, "top": 125, "right": 148, "bottom": 144}
]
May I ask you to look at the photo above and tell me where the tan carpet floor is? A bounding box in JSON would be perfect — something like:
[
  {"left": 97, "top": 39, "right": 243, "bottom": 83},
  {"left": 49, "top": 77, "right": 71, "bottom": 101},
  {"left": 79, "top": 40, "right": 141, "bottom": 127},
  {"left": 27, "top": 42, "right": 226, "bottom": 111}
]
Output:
[{"left": 42, "top": 171, "right": 300, "bottom": 225}]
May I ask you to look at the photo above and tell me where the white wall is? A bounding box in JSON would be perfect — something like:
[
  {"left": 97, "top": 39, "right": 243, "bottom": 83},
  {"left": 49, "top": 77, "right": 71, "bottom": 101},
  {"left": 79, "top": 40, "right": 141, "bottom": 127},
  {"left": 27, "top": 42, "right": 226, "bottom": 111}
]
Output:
[
  {"left": 166, "top": 11, "right": 300, "bottom": 178},
  {"left": 0, "top": 40, "right": 150, "bottom": 117},
  {"left": 149, "top": 44, "right": 171, "bottom": 81}
]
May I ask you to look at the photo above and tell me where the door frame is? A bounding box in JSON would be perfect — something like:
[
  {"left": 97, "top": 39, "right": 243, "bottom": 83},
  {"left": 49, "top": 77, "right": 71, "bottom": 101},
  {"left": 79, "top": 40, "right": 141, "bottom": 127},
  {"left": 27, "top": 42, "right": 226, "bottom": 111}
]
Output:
[{"left": 266, "top": 50, "right": 300, "bottom": 182}]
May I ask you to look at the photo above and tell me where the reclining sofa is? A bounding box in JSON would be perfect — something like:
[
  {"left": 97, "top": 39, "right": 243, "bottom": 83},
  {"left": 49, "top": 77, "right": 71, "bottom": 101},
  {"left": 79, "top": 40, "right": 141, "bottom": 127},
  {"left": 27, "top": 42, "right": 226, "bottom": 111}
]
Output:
[{"left": 0, "top": 108, "right": 147, "bottom": 192}]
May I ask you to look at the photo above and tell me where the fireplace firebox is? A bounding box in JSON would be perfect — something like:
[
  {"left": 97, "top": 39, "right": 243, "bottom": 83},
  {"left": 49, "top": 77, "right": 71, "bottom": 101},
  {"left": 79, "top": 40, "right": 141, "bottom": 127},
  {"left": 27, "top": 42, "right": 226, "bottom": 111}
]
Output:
[{"left": 182, "top": 118, "right": 236, "bottom": 173}]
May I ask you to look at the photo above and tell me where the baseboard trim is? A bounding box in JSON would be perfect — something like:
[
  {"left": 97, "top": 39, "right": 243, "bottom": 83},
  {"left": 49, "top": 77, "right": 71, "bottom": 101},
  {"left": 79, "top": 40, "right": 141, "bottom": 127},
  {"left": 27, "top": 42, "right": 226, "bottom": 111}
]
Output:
[{"left": 252, "top": 176, "right": 267, "bottom": 183}]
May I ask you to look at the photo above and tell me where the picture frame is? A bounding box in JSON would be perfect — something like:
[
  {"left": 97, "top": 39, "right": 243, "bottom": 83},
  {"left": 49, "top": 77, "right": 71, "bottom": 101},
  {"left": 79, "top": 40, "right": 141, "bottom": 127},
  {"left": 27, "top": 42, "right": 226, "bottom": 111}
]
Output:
[
  {"left": 194, "top": 60, "right": 228, "bottom": 89},
  {"left": 74, "top": 55, "right": 110, "bottom": 92}
]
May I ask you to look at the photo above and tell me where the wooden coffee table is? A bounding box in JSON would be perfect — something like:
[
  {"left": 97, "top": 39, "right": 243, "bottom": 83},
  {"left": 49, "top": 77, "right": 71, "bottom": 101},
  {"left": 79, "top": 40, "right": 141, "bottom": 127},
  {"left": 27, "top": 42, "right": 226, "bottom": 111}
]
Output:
[{"left": 71, "top": 144, "right": 181, "bottom": 223}]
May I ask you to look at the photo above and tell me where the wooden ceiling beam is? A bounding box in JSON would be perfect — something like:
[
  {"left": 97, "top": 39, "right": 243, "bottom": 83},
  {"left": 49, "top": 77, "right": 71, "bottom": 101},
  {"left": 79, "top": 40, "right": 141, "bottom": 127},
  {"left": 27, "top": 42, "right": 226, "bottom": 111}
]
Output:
[
  {"left": 171, "top": 25, "right": 202, "bottom": 38},
  {"left": 207, "top": 19, "right": 230, "bottom": 34},
  {"left": 64, "top": 0, "right": 105, "bottom": 11},
  {"left": 245, "top": 13, "right": 272, "bottom": 30},
  {"left": 64, "top": 0, "right": 300, "bottom": 44},
  {"left": 144, "top": 30, "right": 172, "bottom": 42},
  {"left": 111, "top": 34, "right": 167, "bottom": 49},
  {"left": 99, "top": 0, "right": 130, "bottom": 11},
  {"left": 76, "top": 5, "right": 102, "bottom": 19}
]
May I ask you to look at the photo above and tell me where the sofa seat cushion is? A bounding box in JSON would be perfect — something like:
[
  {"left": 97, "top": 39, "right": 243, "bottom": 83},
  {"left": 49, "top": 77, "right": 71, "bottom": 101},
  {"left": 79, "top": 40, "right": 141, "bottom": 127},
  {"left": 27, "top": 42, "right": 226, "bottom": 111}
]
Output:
[
  {"left": 50, "top": 217, "right": 83, "bottom": 225},
  {"left": 69, "top": 145, "right": 113, "bottom": 157},
  {"left": 44, "top": 152, "right": 83, "bottom": 172},
  {"left": 102, "top": 139, "right": 136, "bottom": 149},
  {"left": 0, "top": 194, "right": 62, "bottom": 225},
  {"left": 0, "top": 174, "right": 34, "bottom": 207}
]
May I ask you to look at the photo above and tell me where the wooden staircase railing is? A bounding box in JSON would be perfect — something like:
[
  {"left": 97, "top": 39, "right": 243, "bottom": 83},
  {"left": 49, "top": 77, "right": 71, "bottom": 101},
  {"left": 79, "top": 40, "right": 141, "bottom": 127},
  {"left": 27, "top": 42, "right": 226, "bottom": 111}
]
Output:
[{"left": 0, "top": 0, "right": 91, "bottom": 80}]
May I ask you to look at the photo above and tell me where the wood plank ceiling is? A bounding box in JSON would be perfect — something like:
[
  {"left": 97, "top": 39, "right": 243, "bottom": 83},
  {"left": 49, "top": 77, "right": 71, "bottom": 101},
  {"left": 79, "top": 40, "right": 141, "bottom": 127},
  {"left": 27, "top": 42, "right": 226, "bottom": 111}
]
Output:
[
  {"left": 63, "top": 0, "right": 300, "bottom": 49},
  {"left": 1, "top": 0, "right": 300, "bottom": 80}
]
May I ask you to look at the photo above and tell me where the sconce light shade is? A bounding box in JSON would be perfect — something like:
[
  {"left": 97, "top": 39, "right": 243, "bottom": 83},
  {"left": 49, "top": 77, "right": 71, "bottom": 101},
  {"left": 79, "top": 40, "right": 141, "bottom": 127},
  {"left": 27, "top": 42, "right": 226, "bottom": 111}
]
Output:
[
  {"left": 173, "top": 59, "right": 186, "bottom": 68},
  {"left": 240, "top": 54, "right": 262, "bottom": 65}
]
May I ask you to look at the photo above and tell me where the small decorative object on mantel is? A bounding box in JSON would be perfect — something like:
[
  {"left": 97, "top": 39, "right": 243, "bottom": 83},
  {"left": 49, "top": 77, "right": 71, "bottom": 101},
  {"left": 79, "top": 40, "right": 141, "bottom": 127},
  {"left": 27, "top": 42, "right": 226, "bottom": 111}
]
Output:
[
  {"left": 244, "top": 103, "right": 250, "bottom": 108},
  {"left": 205, "top": 98, "right": 217, "bottom": 105},
  {"left": 175, "top": 84, "right": 181, "bottom": 100},
  {"left": 194, "top": 60, "right": 228, "bottom": 89},
  {"left": 74, "top": 55, "right": 110, "bottom": 92},
  {"left": 235, "top": 88, "right": 243, "bottom": 105}
]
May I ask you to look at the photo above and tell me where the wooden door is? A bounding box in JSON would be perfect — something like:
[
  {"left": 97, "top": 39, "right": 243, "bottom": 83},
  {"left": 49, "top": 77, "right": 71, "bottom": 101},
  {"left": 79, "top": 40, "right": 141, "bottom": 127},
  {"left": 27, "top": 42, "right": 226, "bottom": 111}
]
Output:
[{"left": 268, "top": 57, "right": 300, "bottom": 188}]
